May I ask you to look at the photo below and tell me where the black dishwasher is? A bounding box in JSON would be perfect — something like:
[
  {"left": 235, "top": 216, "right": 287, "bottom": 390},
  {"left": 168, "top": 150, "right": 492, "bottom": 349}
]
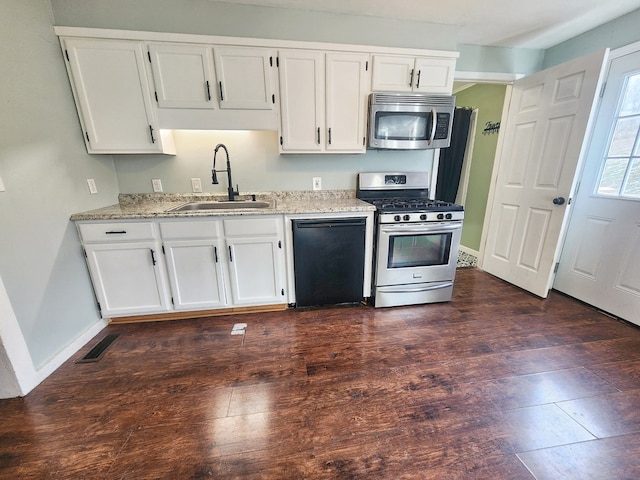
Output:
[{"left": 291, "top": 218, "right": 366, "bottom": 308}]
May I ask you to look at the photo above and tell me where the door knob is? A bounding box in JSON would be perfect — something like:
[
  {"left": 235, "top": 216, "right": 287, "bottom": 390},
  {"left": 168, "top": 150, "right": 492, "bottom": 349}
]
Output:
[{"left": 553, "top": 196, "right": 566, "bottom": 205}]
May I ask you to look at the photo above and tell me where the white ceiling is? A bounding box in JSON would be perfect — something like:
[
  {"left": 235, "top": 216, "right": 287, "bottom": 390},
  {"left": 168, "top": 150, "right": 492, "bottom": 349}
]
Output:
[{"left": 211, "top": 0, "right": 640, "bottom": 49}]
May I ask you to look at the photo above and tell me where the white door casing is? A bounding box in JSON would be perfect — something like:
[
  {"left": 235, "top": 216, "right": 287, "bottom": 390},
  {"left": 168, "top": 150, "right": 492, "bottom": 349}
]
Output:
[
  {"left": 481, "top": 49, "right": 609, "bottom": 297},
  {"left": 554, "top": 48, "right": 640, "bottom": 325}
]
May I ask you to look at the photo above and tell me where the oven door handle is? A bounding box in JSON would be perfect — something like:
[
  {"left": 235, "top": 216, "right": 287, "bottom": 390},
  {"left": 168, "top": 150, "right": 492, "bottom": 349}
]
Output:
[
  {"left": 379, "top": 282, "right": 453, "bottom": 294},
  {"left": 380, "top": 223, "right": 461, "bottom": 234}
]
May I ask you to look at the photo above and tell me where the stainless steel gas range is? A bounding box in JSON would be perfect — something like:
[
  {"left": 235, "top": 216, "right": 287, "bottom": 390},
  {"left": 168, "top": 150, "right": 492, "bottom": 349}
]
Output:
[{"left": 357, "top": 172, "right": 464, "bottom": 308}]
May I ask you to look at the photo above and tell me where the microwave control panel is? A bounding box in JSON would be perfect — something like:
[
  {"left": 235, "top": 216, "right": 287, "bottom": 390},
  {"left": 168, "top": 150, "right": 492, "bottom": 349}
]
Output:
[{"left": 434, "top": 113, "right": 451, "bottom": 140}]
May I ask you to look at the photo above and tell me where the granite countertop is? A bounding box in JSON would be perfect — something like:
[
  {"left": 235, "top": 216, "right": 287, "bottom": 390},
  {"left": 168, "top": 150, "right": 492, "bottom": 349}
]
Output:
[{"left": 70, "top": 190, "right": 376, "bottom": 221}]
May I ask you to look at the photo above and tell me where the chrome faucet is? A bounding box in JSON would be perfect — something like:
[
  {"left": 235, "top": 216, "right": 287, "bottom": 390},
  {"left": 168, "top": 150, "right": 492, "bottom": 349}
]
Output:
[{"left": 211, "top": 143, "right": 239, "bottom": 201}]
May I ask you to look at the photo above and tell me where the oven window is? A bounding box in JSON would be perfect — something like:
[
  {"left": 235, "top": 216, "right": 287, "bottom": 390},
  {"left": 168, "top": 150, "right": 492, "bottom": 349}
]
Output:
[
  {"left": 375, "top": 112, "right": 429, "bottom": 141},
  {"left": 388, "top": 233, "right": 452, "bottom": 268}
]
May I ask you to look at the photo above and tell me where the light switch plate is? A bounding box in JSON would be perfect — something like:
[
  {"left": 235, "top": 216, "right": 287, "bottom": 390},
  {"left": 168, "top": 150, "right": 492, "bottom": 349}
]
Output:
[
  {"left": 191, "top": 178, "right": 202, "bottom": 193},
  {"left": 152, "top": 178, "right": 163, "bottom": 192},
  {"left": 313, "top": 177, "right": 322, "bottom": 191},
  {"left": 86, "top": 178, "right": 98, "bottom": 194}
]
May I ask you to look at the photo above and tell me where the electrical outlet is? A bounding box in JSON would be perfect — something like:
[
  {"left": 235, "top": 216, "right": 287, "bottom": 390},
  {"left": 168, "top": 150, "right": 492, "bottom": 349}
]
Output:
[
  {"left": 0, "top": 175, "right": 5, "bottom": 192},
  {"left": 86, "top": 178, "right": 98, "bottom": 195},
  {"left": 313, "top": 177, "right": 322, "bottom": 191},
  {"left": 152, "top": 178, "right": 163, "bottom": 192},
  {"left": 191, "top": 178, "right": 202, "bottom": 193}
]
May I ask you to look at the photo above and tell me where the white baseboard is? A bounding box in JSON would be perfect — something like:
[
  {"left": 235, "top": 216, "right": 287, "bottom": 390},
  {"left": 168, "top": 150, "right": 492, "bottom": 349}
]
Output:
[
  {"left": 459, "top": 245, "right": 479, "bottom": 257},
  {"left": 25, "top": 319, "right": 109, "bottom": 392}
]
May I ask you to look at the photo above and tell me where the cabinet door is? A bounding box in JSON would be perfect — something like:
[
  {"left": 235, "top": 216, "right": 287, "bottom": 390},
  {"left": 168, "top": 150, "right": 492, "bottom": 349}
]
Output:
[
  {"left": 62, "top": 38, "right": 171, "bottom": 154},
  {"left": 226, "top": 237, "right": 284, "bottom": 306},
  {"left": 371, "top": 55, "right": 415, "bottom": 92},
  {"left": 148, "top": 43, "right": 216, "bottom": 109},
  {"left": 163, "top": 240, "right": 227, "bottom": 310},
  {"left": 325, "top": 53, "right": 369, "bottom": 152},
  {"left": 214, "top": 47, "right": 275, "bottom": 110},
  {"left": 278, "top": 50, "right": 325, "bottom": 152},
  {"left": 84, "top": 242, "right": 171, "bottom": 317},
  {"left": 413, "top": 57, "right": 456, "bottom": 94}
]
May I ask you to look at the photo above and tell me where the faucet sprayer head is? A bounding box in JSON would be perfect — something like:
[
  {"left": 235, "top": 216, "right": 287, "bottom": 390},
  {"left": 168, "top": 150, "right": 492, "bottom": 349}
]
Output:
[{"left": 211, "top": 169, "right": 218, "bottom": 184}]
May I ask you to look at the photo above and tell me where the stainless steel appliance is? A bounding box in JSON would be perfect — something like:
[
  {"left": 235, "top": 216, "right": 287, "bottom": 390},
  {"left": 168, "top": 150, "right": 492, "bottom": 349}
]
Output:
[
  {"left": 357, "top": 172, "right": 464, "bottom": 308},
  {"left": 368, "top": 93, "right": 455, "bottom": 150}
]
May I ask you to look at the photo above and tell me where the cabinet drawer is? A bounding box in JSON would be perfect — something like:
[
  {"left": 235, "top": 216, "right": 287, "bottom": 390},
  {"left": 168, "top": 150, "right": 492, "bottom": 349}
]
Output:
[
  {"left": 160, "top": 220, "right": 221, "bottom": 239},
  {"left": 223, "top": 217, "right": 281, "bottom": 236},
  {"left": 78, "top": 222, "right": 157, "bottom": 243}
]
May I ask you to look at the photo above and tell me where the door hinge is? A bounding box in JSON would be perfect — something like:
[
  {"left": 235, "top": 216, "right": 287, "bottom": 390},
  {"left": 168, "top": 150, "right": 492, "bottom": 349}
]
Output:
[
  {"left": 599, "top": 81, "right": 606, "bottom": 98},
  {"left": 278, "top": 240, "right": 282, "bottom": 249},
  {"left": 96, "top": 302, "right": 101, "bottom": 314},
  {"left": 554, "top": 262, "right": 559, "bottom": 273},
  {"left": 281, "top": 288, "right": 285, "bottom": 296},
  {"left": 147, "top": 51, "right": 152, "bottom": 63},
  {"left": 64, "top": 49, "right": 69, "bottom": 61}
]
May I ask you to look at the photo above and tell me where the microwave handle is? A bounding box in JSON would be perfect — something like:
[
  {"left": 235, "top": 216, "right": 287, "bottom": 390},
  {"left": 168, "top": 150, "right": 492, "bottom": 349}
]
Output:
[{"left": 428, "top": 108, "right": 437, "bottom": 145}]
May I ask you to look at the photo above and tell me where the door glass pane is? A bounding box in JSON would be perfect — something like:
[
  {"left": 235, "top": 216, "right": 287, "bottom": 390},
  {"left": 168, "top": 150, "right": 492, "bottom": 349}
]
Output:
[
  {"left": 620, "top": 74, "right": 640, "bottom": 115},
  {"left": 388, "top": 233, "right": 451, "bottom": 268},
  {"left": 608, "top": 117, "right": 640, "bottom": 156},
  {"left": 597, "top": 71, "right": 640, "bottom": 198},
  {"left": 598, "top": 158, "right": 627, "bottom": 195},
  {"left": 623, "top": 158, "right": 640, "bottom": 196}
]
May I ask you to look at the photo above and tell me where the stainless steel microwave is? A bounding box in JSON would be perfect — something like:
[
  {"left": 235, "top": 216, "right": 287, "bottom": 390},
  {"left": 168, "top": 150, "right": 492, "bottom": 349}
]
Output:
[{"left": 368, "top": 93, "right": 455, "bottom": 150}]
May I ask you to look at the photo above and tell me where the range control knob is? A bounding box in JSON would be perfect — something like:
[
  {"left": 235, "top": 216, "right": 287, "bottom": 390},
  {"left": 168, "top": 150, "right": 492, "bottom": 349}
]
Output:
[
  {"left": 394, "top": 215, "right": 401, "bottom": 222},
  {"left": 403, "top": 214, "right": 411, "bottom": 221},
  {"left": 437, "top": 213, "right": 445, "bottom": 220},
  {"left": 420, "top": 214, "right": 427, "bottom": 221},
  {"left": 445, "top": 213, "right": 453, "bottom": 220}
]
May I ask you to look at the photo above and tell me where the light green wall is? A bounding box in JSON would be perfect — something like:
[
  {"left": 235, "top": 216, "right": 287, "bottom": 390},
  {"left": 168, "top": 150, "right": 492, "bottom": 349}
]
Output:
[
  {"left": 543, "top": 8, "right": 640, "bottom": 68},
  {"left": 0, "top": 0, "right": 120, "bottom": 369},
  {"left": 455, "top": 84, "right": 507, "bottom": 251},
  {"left": 457, "top": 44, "right": 544, "bottom": 75},
  {"left": 116, "top": 131, "right": 435, "bottom": 194}
]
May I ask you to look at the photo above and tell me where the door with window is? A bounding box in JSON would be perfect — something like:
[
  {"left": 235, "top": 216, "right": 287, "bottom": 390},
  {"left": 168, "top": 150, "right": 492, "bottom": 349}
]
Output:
[{"left": 554, "top": 49, "right": 640, "bottom": 325}]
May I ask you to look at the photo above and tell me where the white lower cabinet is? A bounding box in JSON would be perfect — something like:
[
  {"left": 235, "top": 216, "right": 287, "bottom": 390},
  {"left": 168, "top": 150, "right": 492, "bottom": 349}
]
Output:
[
  {"left": 160, "top": 220, "right": 228, "bottom": 311},
  {"left": 223, "top": 217, "right": 286, "bottom": 306},
  {"left": 78, "top": 221, "right": 171, "bottom": 317},
  {"left": 163, "top": 240, "right": 228, "bottom": 310},
  {"left": 77, "top": 216, "right": 288, "bottom": 319}
]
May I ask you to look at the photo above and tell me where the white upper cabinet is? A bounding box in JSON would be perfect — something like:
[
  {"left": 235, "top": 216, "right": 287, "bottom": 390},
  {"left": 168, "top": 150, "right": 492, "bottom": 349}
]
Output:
[
  {"left": 278, "top": 50, "right": 370, "bottom": 154},
  {"left": 147, "top": 43, "right": 216, "bottom": 109},
  {"left": 325, "top": 52, "right": 370, "bottom": 152},
  {"left": 372, "top": 55, "right": 456, "bottom": 94},
  {"left": 278, "top": 49, "right": 325, "bottom": 153},
  {"left": 213, "top": 47, "right": 277, "bottom": 110},
  {"left": 62, "top": 37, "right": 175, "bottom": 154}
]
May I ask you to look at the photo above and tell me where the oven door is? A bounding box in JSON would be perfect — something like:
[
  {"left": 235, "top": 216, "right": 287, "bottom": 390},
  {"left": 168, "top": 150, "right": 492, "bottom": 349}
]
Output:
[{"left": 375, "top": 222, "right": 462, "bottom": 287}]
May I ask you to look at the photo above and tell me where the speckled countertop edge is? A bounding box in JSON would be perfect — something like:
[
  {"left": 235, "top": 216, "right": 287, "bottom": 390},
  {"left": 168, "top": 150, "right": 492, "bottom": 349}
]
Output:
[{"left": 70, "top": 190, "right": 376, "bottom": 221}]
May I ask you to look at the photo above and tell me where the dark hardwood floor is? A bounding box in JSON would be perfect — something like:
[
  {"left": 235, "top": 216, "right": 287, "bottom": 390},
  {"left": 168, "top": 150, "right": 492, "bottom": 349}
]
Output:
[{"left": 3, "top": 268, "right": 640, "bottom": 479}]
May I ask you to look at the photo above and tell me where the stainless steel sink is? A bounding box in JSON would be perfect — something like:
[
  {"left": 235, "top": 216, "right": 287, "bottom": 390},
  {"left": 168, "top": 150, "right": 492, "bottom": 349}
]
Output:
[{"left": 167, "top": 200, "right": 272, "bottom": 212}]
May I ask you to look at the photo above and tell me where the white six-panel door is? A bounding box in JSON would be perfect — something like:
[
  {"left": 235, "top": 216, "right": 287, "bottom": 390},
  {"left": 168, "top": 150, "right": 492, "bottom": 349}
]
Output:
[
  {"left": 481, "top": 49, "right": 608, "bottom": 297},
  {"left": 554, "top": 48, "right": 640, "bottom": 325}
]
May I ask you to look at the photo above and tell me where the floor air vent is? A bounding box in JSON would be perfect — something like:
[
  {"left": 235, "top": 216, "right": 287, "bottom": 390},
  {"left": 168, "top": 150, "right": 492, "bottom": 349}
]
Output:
[{"left": 76, "top": 333, "right": 120, "bottom": 363}]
